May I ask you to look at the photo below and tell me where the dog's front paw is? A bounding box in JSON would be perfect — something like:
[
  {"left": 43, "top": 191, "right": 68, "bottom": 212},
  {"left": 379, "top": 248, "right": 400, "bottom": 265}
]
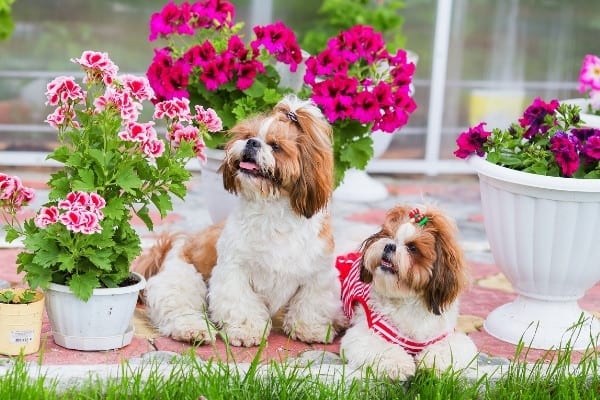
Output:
[
  {"left": 169, "top": 315, "right": 217, "bottom": 345},
  {"left": 222, "top": 320, "right": 271, "bottom": 347},
  {"left": 286, "top": 322, "right": 337, "bottom": 344},
  {"left": 374, "top": 357, "right": 417, "bottom": 381}
]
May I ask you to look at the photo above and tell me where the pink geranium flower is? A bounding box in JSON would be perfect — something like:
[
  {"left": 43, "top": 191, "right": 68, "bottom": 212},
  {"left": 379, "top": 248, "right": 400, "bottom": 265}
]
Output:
[{"left": 72, "top": 50, "right": 119, "bottom": 85}]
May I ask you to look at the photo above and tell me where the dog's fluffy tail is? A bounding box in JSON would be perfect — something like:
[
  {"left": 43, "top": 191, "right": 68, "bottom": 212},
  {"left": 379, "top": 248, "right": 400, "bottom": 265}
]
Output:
[{"left": 133, "top": 231, "right": 184, "bottom": 281}]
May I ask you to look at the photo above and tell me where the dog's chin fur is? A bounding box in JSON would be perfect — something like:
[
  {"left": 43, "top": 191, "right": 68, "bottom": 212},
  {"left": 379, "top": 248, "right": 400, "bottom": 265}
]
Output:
[
  {"left": 340, "top": 205, "right": 478, "bottom": 381},
  {"left": 135, "top": 94, "right": 347, "bottom": 347}
]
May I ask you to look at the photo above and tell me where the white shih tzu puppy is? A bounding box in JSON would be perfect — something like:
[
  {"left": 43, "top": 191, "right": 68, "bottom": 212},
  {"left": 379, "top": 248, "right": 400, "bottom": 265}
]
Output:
[
  {"left": 135, "top": 94, "right": 346, "bottom": 346},
  {"left": 337, "top": 205, "right": 477, "bottom": 380}
]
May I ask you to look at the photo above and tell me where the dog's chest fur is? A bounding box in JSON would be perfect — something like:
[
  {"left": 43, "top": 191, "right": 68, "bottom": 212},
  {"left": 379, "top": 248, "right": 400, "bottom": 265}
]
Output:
[
  {"left": 369, "top": 292, "right": 459, "bottom": 341},
  {"left": 216, "top": 198, "right": 331, "bottom": 310}
]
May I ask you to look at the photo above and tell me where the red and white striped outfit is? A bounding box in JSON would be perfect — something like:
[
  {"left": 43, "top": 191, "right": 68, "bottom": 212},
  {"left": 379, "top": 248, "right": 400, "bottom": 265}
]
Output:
[{"left": 336, "top": 252, "right": 450, "bottom": 355}]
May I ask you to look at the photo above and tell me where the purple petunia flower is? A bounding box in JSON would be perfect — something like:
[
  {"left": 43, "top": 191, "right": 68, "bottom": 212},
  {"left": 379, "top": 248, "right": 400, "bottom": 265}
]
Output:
[
  {"left": 454, "top": 122, "right": 491, "bottom": 159},
  {"left": 549, "top": 131, "right": 581, "bottom": 177},
  {"left": 518, "top": 97, "right": 559, "bottom": 139}
]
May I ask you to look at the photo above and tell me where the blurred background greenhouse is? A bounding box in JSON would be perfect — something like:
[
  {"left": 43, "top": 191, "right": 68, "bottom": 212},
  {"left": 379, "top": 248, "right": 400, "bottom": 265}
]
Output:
[{"left": 0, "top": 0, "right": 598, "bottom": 174}]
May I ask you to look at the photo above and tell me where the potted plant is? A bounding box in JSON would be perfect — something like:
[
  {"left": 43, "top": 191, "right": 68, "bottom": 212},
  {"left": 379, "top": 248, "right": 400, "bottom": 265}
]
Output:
[
  {"left": 0, "top": 288, "right": 45, "bottom": 356},
  {"left": 298, "top": 0, "right": 416, "bottom": 201},
  {"left": 302, "top": 23, "right": 417, "bottom": 190},
  {"left": 0, "top": 50, "right": 221, "bottom": 350},
  {"left": 455, "top": 97, "right": 600, "bottom": 350},
  {"left": 146, "top": 0, "right": 306, "bottom": 222}
]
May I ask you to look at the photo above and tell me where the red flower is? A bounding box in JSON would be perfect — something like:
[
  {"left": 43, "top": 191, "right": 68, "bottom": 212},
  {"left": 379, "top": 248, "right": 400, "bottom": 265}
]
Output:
[{"left": 454, "top": 123, "right": 491, "bottom": 159}]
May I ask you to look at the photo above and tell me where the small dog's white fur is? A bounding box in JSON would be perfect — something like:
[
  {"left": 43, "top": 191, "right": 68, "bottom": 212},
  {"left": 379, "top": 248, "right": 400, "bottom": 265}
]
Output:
[
  {"left": 339, "top": 205, "right": 477, "bottom": 380},
  {"left": 136, "top": 94, "right": 346, "bottom": 346}
]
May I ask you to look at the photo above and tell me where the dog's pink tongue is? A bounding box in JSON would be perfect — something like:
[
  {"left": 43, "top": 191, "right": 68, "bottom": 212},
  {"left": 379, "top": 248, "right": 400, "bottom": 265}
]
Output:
[{"left": 240, "top": 161, "right": 258, "bottom": 171}]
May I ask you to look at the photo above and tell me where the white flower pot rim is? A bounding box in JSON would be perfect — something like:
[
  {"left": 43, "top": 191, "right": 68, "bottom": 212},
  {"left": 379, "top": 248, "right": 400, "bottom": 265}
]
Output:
[
  {"left": 468, "top": 156, "right": 600, "bottom": 193},
  {"left": 46, "top": 271, "right": 146, "bottom": 296}
]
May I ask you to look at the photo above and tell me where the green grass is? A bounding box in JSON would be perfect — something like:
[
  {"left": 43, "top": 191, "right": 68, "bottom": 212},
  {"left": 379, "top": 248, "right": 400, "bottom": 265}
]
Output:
[{"left": 1, "top": 334, "right": 600, "bottom": 399}]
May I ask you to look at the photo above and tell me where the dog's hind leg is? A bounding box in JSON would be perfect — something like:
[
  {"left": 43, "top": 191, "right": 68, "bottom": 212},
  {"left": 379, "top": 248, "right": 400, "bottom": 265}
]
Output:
[{"left": 143, "top": 236, "right": 217, "bottom": 344}]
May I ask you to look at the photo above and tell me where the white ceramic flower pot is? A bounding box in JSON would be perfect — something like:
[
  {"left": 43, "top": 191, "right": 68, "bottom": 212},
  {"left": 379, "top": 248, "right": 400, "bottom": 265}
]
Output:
[
  {"left": 470, "top": 156, "right": 600, "bottom": 350},
  {"left": 333, "top": 130, "right": 394, "bottom": 203},
  {"left": 44, "top": 272, "right": 146, "bottom": 351},
  {"left": 200, "top": 148, "right": 238, "bottom": 224}
]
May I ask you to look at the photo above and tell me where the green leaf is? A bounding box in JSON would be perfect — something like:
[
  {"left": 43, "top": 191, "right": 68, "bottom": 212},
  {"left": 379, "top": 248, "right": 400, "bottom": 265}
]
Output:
[
  {"left": 69, "top": 272, "right": 100, "bottom": 302},
  {"left": 4, "top": 226, "right": 19, "bottom": 242},
  {"left": 32, "top": 243, "right": 61, "bottom": 266},
  {"left": 103, "top": 197, "right": 126, "bottom": 220},
  {"left": 584, "top": 170, "right": 600, "bottom": 179},
  {"left": 135, "top": 205, "right": 154, "bottom": 231},
  {"left": 47, "top": 146, "right": 71, "bottom": 163},
  {"left": 18, "top": 260, "right": 53, "bottom": 291},
  {"left": 115, "top": 170, "right": 143, "bottom": 193},
  {"left": 151, "top": 192, "right": 173, "bottom": 218},
  {"left": 87, "top": 249, "right": 114, "bottom": 271},
  {"left": 72, "top": 169, "right": 97, "bottom": 192}
]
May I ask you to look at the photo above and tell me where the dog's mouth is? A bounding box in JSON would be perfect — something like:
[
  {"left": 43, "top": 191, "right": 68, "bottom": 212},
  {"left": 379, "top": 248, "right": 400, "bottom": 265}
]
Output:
[
  {"left": 378, "top": 259, "right": 397, "bottom": 274},
  {"left": 237, "top": 159, "right": 280, "bottom": 184},
  {"left": 239, "top": 160, "right": 262, "bottom": 177}
]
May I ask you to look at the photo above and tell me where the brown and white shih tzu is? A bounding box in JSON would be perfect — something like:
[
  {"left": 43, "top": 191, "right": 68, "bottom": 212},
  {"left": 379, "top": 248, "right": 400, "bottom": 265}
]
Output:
[
  {"left": 336, "top": 205, "right": 477, "bottom": 380},
  {"left": 135, "top": 94, "right": 346, "bottom": 347}
]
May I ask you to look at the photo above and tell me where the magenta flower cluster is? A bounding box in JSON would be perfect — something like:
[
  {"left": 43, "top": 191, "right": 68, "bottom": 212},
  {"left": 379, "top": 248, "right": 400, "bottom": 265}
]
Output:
[
  {"left": 455, "top": 97, "right": 600, "bottom": 178},
  {"left": 36, "top": 192, "right": 106, "bottom": 235},
  {"left": 146, "top": 0, "right": 302, "bottom": 103},
  {"left": 303, "top": 25, "right": 417, "bottom": 133}
]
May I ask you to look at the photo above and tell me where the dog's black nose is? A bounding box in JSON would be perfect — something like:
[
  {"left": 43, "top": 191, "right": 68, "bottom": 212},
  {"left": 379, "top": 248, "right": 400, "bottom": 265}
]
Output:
[
  {"left": 384, "top": 243, "right": 396, "bottom": 254},
  {"left": 246, "top": 138, "right": 261, "bottom": 149}
]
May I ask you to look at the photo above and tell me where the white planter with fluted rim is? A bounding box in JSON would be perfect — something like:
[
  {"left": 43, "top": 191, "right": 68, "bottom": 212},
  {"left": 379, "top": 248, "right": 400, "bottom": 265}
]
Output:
[
  {"left": 470, "top": 156, "right": 600, "bottom": 350},
  {"left": 45, "top": 272, "right": 146, "bottom": 351}
]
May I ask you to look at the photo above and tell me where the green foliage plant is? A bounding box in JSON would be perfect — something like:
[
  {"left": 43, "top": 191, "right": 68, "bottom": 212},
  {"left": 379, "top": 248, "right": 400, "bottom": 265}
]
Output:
[
  {"left": 300, "top": 0, "right": 407, "bottom": 55},
  {"left": 0, "top": 288, "right": 39, "bottom": 304},
  {"left": 0, "top": 50, "right": 222, "bottom": 301}
]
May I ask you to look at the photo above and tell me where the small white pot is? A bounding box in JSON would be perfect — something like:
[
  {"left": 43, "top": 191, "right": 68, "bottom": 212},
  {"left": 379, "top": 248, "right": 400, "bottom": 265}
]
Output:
[
  {"left": 44, "top": 272, "right": 146, "bottom": 351},
  {"left": 470, "top": 156, "right": 600, "bottom": 350}
]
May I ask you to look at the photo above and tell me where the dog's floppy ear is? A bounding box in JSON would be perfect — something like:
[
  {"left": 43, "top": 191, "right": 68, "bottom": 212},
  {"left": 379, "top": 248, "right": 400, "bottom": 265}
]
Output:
[
  {"left": 276, "top": 96, "right": 334, "bottom": 218},
  {"left": 358, "top": 230, "right": 389, "bottom": 284},
  {"left": 423, "top": 210, "right": 469, "bottom": 315},
  {"left": 219, "top": 120, "right": 254, "bottom": 195},
  {"left": 359, "top": 260, "right": 373, "bottom": 284}
]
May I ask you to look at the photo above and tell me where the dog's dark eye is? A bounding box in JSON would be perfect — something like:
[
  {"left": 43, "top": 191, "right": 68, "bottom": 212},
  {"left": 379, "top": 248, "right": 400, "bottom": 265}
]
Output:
[
  {"left": 270, "top": 142, "right": 280, "bottom": 151},
  {"left": 406, "top": 243, "right": 418, "bottom": 254}
]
